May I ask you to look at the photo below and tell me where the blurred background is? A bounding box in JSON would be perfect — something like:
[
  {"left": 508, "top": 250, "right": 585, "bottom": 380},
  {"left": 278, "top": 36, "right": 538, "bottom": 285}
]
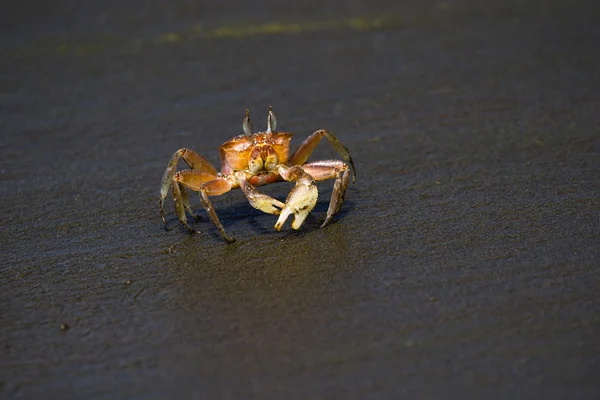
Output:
[{"left": 1, "top": 0, "right": 599, "bottom": 398}]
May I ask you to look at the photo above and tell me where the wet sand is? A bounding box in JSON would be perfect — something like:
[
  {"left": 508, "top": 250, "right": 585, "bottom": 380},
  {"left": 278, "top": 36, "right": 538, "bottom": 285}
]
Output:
[{"left": 1, "top": 0, "right": 599, "bottom": 398}]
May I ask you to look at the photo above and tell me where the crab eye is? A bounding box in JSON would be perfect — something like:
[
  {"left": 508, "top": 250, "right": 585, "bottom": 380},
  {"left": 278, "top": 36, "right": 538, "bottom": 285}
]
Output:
[
  {"left": 267, "top": 105, "right": 277, "bottom": 132},
  {"left": 243, "top": 109, "right": 252, "bottom": 135}
]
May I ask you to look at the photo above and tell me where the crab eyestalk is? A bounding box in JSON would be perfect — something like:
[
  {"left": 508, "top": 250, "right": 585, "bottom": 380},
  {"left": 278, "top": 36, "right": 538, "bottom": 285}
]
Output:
[
  {"left": 267, "top": 105, "right": 277, "bottom": 133},
  {"left": 243, "top": 109, "right": 252, "bottom": 135}
]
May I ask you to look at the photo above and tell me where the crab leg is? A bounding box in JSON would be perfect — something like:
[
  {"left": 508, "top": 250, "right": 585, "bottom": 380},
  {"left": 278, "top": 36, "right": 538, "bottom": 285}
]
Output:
[
  {"left": 159, "top": 148, "right": 218, "bottom": 226},
  {"left": 301, "top": 160, "right": 351, "bottom": 228},
  {"left": 169, "top": 169, "right": 219, "bottom": 233},
  {"left": 170, "top": 178, "right": 197, "bottom": 233},
  {"left": 288, "top": 129, "right": 356, "bottom": 183},
  {"left": 174, "top": 171, "right": 235, "bottom": 243},
  {"left": 179, "top": 185, "right": 202, "bottom": 222},
  {"left": 274, "top": 165, "right": 318, "bottom": 231},
  {"left": 238, "top": 174, "right": 285, "bottom": 215}
]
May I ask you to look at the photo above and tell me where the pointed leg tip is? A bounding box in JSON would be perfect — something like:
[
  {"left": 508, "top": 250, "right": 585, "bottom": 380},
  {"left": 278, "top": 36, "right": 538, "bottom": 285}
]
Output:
[
  {"left": 320, "top": 217, "right": 333, "bottom": 228},
  {"left": 184, "top": 225, "right": 200, "bottom": 234}
]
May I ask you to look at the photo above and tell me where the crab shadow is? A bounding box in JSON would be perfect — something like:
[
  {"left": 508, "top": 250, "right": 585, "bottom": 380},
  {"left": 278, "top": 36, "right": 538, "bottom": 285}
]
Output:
[{"left": 164, "top": 186, "right": 357, "bottom": 241}]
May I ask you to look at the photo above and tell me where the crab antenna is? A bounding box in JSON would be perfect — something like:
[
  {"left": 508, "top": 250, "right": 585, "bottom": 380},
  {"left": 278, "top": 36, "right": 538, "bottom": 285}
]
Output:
[
  {"left": 267, "top": 105, "right": 277, "bottom": 133},
  {"left": 243, "top": 109, "right": 252, "bottom": 135}
]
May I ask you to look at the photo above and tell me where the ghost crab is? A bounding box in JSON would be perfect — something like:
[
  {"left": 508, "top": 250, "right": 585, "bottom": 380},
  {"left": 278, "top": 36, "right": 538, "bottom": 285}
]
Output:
[{"left": 159, "top": 106, "right": 356, "bottom": 243}]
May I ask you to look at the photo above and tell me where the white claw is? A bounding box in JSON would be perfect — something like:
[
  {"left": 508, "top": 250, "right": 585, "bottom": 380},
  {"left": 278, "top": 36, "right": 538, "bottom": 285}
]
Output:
[
  {"left": 274, "top": 178, "right": 318, "bottom": 231},
  {"left": 249, "top": 194, "right": 284, "bottom": 215},
  {"left": 291, "top": 206, "right": 311, "bottom": 229},
  {"left": 275, "top": 208, "right": 293, "bottom": 231}
]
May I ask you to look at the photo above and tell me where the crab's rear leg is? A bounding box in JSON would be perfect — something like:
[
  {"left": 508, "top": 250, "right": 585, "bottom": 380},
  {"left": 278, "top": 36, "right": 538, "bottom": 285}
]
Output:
[
  {"left": 160, "top": 148, "right": 218, "bottom": 226},
  {"left": 170, "top": 177, "right": 198, "bottom": 233},
  {"left": 162, "top": 180, "right": 199, "bottom": 231},
  {"left": 174, "top": 171, "right": 236, "bottom": 243},
  {"left": 301, "top": 160, "right": 351, "bottom": 228},
  {"left": 289, "top": 129, "right": 356, "bottom": 183},
  {"left": 170, "top": 169, "right": 219, "bottom": 233}
]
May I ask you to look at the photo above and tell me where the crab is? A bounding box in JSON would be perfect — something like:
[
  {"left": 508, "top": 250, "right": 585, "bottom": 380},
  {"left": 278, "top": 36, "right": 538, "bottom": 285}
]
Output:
[{"left": 159, "top": 106, "right": 356, "bottom": 243}]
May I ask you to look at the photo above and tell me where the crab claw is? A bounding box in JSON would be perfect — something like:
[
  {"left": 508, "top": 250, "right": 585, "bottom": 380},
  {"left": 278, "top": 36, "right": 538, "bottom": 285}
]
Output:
[
  {"left": 274, "top": 168, "right": 318, "bottom": 231},
  {"left": 246, "top": 188, "right": 285, "bottom": 215}
]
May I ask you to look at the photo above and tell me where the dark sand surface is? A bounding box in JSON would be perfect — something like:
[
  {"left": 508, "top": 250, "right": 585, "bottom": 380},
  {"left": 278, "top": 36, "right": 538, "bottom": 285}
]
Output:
[{"left": 1, "top": 0, "right": 599, "bottom": 398}]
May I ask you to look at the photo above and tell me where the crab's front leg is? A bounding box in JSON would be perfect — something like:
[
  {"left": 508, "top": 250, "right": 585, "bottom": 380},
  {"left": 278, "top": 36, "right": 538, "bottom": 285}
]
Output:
[
  {"left": 274, "top": 165, "right": 318, "bottom": 231},
  {"left": 173, "top": 171, "right": 236, "bottom": 243}
]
